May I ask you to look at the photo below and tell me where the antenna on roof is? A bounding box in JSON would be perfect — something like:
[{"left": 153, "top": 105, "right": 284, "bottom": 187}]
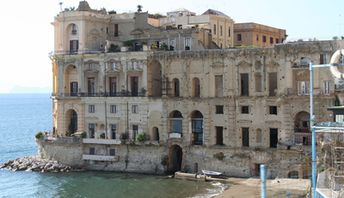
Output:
[{"left": 59, "top": 2, "right": 63, "bottom": 12}]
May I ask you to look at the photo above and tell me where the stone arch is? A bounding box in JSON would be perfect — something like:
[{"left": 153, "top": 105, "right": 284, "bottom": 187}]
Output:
[
  {"left": 294, "top": 111, "right": 310, "bottom": 145},
  {"left": 65, "top": 109, "right": 78, "bottom": 136},
  {"left": 66, "top": 23, "right": 79, "bottom": 53},
  {"left": 147, "top": 59, "right": 162, "bottom": 97},
  {"left": 190, "top": 110, "right": 203, "bottom": 145},
  {"left": 288, "top": 170, "right": 299, "bottom": 179},
  {"left": 172, "top": 78, "right": 180, "bottom": 97},
  {"left": 64, "top": 64, "right": 78, "bottom": 96},
  {"left": 192, "top": 77, "right": 200, "bottom": 97},
  {"left": 167, "top": 144, "right": 183, "bottom": 174}
]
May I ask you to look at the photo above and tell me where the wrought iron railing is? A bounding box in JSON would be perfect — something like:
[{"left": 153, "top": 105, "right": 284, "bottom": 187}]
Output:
[{"left": 52, "top": 91, "right": 146, "bottom": 97}]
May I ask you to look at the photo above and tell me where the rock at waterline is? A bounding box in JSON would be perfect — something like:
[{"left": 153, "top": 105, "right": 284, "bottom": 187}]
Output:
[{"left": 0, "top": 156, "right": 82, "bottom": 173}]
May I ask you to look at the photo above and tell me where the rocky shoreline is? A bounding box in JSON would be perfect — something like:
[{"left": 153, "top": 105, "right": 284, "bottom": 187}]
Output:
[{"left": 0, "top": 156, "right": 83, "bottom": 173}]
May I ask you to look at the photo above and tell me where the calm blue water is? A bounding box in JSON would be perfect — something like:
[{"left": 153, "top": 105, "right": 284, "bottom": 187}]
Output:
[{"left": 0, "top": 94, "right": 222, "bottom": 198}]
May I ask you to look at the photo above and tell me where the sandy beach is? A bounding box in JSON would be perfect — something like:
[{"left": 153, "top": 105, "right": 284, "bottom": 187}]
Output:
[{"left": 215, "top": 178, "right": 310, "bottom": 198}]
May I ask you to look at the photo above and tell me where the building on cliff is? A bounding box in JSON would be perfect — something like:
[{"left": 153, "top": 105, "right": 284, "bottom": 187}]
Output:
[{"left": 43, "top": 1, "right": 344, "bottom": 178}]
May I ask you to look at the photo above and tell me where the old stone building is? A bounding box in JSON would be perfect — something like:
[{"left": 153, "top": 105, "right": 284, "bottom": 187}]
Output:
[
  {"left": 42, "top": 1, "right": 344, "bottom": 178},
  {"left": 234, "top": 22, "right": 286, "bottom": 48},
  {"left": 148, "top": 8, "right": 235, "bottom": 48}
]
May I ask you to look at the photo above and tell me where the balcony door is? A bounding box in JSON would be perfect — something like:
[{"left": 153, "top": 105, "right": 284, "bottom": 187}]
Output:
[
  {"left": 70, "top": 82, "right": 78, "bottom": 96},
  {"left": 70, "top": 40, "right": 79, "bottom": 54},
  {"left": 130, "top": 76, "right": 139, "bottom": 96}
]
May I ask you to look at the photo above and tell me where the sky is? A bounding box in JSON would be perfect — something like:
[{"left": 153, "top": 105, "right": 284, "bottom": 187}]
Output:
[{"left": 0, "top": 0, "right": 343, "bottom": 93}]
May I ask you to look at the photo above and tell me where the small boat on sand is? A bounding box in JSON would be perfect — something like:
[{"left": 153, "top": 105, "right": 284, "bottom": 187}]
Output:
[{"left": 202, "top": 170, "right": 222, "bottom": 176}]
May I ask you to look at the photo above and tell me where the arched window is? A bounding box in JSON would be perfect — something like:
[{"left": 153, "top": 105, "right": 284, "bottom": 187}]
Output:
[
  {"left": 169, "top": 111, "right": 183, "bottom": 134},
  {"left": 191, "top": 111, "right": 203, "bottom": 145},
  {"left": 172, "top": 78, "right": 180, "bottom": 97},
  {"left": 294, "top": 111, "right": 310, "bottom": 145},
  {"left": 66, "top": 109, "right": 77, "bottom": 136},
  {"left": 192, "top": 78, "right": 200, "bottom": 97},
  {"left": 71, "top": 24, "right": 78, "bottom": 35}
]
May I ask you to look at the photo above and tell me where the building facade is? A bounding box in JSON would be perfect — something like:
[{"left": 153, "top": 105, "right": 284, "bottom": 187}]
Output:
[
  {"left": 148, "top": 8, "right": 235, "bottom": 48},
  {"left": 44, "top": 1, "right": 344, "bottom": 178},
  {"left": 234, "top": 22, "right": 286, "bottom": 48}
]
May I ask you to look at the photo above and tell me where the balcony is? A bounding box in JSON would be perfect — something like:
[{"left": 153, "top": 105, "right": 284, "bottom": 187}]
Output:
[
  {"left": 52, "top": 50, "right": 104, "bottom": 56},
  {"left": 83, "top": 138, "right": 121, "bottom": 145},
  {"left": 82, "top": 154, "right": 119, "bottom": 162},
  {"left": 294, "top": 132, "right": 311, "bottom": 146},
  {"left": 52, "top": 91, "right": 146, "bottom": 98},
  {"left": 169, "top": 132, "right": 182, "bottom": 139}
]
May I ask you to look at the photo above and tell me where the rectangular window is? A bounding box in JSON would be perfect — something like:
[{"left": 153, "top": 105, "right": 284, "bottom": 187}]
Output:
[
  {"left": 213, "top": 24, "right": 217, "bottom": 35},
  {"left": 255, "top": 73, "right": 262, "bottom": 92},
  {"left": 70, "top": 81, "right": 78, "bottom": 96},
  {"left": 276, "top": 38, "right": 279, "bottom": 43},
  {"left": 220, "top": 25, "right": 223, "bottom": 36},
  {"left": 228, "top": 27, "right": 231, "bottom": 37},
  {"left": 114, "top": 24, "right": 118, "bottom": 37},
  {"left": 323, "top": 80, "right": 330, "bottom": 95},
  {"left": 88, "top": 105, "right": 95, "bottom": 113},
  {"left": 88, "top": 123, "right": 96, "bottom": 138},
  {"left": 240, "top": 73, "right": 249, "bottom": 96},
  {"left": 87, "top": 77, "right": 95, "bottom": 96},
  {"left": 132, "top": 105, "right": 138, "bottom": 114},
  {"left": 109, "top": 77, "right": 117, "bottom": 96},
  {"left": 110, "top": 124, "right": 116, "bottom": 139},
  {"left": 262, "top": 35, "right": 267, "bottom": 43},
  {"left": 215, "top": 75, "right": 223, "bottom": 97},
  {"left": 270, "top": 128, "right": 278, "bottom": 148},
  {"left": 185, "top": 38, "right": 191, "bottom": 50},
  {"left": 297, "top": 81, "right": 310, "bottom": 95},
  {"left": 237, "top": 34, "right": 242, "bottom": 41},
  {"left": 110, "top": 105, "right": 117, "bottom": 114},
  {"left": 215, "top": 126, "right": 224, "bottom": 145},
  {"left": 132, "top": 125, "right": 138, "bottom": 140},
  {"left": 268, "top": 72, "right": 277, "bottom": 96},
  {"left": 130, "top": 76, "right": 139, "bottom": 96},
  {"left": 89, "top": 147, "right": 95, "bottom": 155},
  {"left": 269, "top": 106, "right": 277, "bottom": 115},
  {"left": 242, "top": 127, "right": 249, "bottom": 147},
  {"left": 241, "top": 106, "right": 249, "bottom": 114},
  {"left": 256, "top": 35, "right": 259, "bottom": 41},
  {"left": 216, "top": 105, "right": 224, "bottom": 114},
  {"left": 69, "top": 40, "right": 79, "bottom": 53},
  {"left": 109, "top": 149, "right": 116, "bottom": 156},
  {"left": 270, "top": 37, "right": 273, "bottom": 44},
  {"left": 320, "top": 54, "right": 327, "bottom": 64}
]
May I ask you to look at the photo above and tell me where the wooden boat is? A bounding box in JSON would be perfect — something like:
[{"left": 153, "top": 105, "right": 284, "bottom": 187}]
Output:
[{"left": 202, "top": 170, "right": 222, "bottom": 176}]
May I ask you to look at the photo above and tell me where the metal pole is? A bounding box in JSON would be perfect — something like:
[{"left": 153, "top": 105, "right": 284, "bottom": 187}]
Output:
[
  {"left": 309, "top": 62, "right": 317, "bottom": 198},
  {"left": 260, "top": 164, "right": 266, "bottom": 198}
]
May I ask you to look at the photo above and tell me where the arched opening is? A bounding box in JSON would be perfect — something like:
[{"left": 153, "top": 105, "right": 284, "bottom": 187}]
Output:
[
  {"left": 65, "top": 109, "right": 77, "bottom": 136},
  {"left": 66, "top": 23, "right": 79, "bottom": 53},
  {"left": 168, "top": 145, "right": 183, "bottom": 174},
  {"left": 294, "top": 111, "right": 310, "bottom": 145},
  {"left": 64, "top": 65, "right": 78, "bottom": 96},
  {"left": 148, "top": 60, "right": 162, "bottom": 97},
  {"left": 288, "top": 171, "right": 299, "bottom": 179},
  {"left": 152, "top": 127, "right": 160, "bottom": 141},
  {"left": 191, "top": 111, "right": 203, "bottom": 145},
  {"left": 192, "top": 78, "right": 200, "bottom": 97},
  {"left": 172, "top": 78, "right": 180, "bottom": 97},
  {"left": 169, "top": 111, "right": 183, "bottom": 136}
]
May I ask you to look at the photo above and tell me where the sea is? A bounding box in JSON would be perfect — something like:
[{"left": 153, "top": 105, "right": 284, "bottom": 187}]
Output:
[{"left": 0, "top": 94, "right": 225, "bottom": 198}]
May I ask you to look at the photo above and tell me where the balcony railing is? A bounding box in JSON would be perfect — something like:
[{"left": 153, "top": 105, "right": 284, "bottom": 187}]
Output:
[
  {"left": 294, "top": 132, "right": 312, "bottom": 145},
  {"left": 52, "top": 50, "right": 104, "bottom": 56},
  {"left": 83, "top": 138, "right": 121, "bottom": 145},
  {"left": 82, "top": 154, "right": 119, "bottom": 162},
  {"left": 52, "top": 91, "right": 146, "bottom": 97}
]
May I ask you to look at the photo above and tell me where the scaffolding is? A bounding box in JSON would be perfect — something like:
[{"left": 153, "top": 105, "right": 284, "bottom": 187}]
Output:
[{"left": 310, "top": 49, "right": 344, "bottom": 198}]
